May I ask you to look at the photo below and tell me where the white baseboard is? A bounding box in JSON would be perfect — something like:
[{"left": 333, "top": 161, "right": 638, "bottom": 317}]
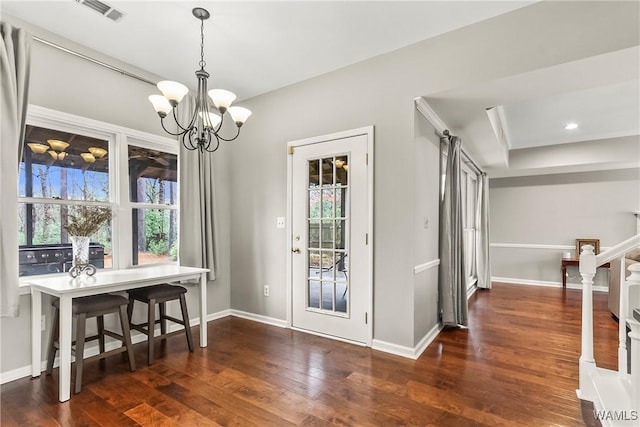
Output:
[
  {"left": 372, "top": 323, "right": 442, "bottom": 360},
  {"left": 0, "top": 308, "right": 232, "bottom": 385},
  {"left": 229, "top": 309, "right": 287, "bottom": 328},
  {"left": 492, "top": 276, "right": 608, "bottom": 293}
]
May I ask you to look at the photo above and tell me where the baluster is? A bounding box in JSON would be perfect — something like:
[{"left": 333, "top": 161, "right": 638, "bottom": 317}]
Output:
[
  {"left": 625, "top": 263, "right": 640, "bottom": 412},
  {"left": 619, "top": 256, "right": 628, "bottom": 374},
  {"left": 578, "top": 244, "right": 597, "bottom": 400}
]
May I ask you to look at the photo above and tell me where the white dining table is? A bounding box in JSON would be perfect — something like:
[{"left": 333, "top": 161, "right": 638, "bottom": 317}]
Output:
[{"left": 22, "top": 265, "right": 209, "bottom": 402}]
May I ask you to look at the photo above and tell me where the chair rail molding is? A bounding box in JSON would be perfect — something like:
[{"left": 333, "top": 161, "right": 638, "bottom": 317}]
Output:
[{"left": 414, "top": 258, "right": 440, "bottom": 275}]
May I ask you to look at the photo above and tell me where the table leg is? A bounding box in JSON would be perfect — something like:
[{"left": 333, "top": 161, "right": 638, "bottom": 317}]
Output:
[
  {"left": 59, "top": 295, "right": 73, "bottom": 402},
  {"left": 199, "top": 272, "right": 207, "bottom": 347},
  {"left": 30, "top": 289, "right": 42, "bottom": 378},
  {"left": 562, "top": 264, "right": 567, "bottom": 288}
]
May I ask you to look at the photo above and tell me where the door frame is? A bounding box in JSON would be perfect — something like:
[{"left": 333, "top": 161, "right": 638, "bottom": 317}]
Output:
[{"left": 286, "top": 126, "right": 374, "bottom": 346}]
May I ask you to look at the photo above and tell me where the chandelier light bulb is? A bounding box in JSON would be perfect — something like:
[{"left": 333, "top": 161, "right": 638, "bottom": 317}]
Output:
[
  {"left": 88, "top": 147, "right": 108, "bottom": 158},
  {"left": 198, "top": 111, "right": 222, "bottom": 129},
  {"left": 157, "top": 81, "right": 189, "bottom": 106},
  {"left": 46, "top": 139, "right": 69, "bottom": 152},
  {"left": 27, "top": 143, "right": 49, "bottom": 154},
  {"left": 81, "top": 152, "right": 96, "bottom": 163},
  {"left": 227, "top": 106, "right": 252, "bottom": 126},
  {"left": 208, "top": 89, "right": 236, "bottom": 113},
  {"left": 148, "top": 95, "right": 173, "bottom": 118}
]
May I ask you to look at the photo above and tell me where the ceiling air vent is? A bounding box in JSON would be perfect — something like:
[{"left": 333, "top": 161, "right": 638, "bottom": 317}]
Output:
[{"left": 75, "top": 0, "right": 125, "bottom": 22}]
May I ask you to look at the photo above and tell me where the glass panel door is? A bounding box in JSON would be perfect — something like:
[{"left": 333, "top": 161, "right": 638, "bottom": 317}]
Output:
[{"left": 306, "top": 155, "right": 349, "bottom": 315}]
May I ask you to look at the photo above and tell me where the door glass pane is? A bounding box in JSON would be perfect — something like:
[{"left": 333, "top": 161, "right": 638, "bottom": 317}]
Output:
[
  {"left": 305, "top": 154, "right": 350, "bottom": 316},
  {"left": 308, "top": 159, "right": 320, "bottom": 187},
  {"left": 309, "top": 190, "right": 321, "bottom": 219},
  {"left": 335, "top": 155, "right": 348, "bottom": 186},
  {"left": 321, "top": 220, "right": 334, "bottom": 249}
]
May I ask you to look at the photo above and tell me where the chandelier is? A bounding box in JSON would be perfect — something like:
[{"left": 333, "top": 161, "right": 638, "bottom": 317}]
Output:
[{"left": 148, "top": 7, "right": 251, "bottom": 153}]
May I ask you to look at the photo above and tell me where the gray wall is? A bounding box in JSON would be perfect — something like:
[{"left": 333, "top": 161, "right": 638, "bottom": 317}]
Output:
[
  {"left": 490, "top": 168, "right": 640, "bottom": 286},
  {"left": 228, "top": 1, "right": 639, "bottom": 348},
  {"left": 0, "top": 15, "right": 233, "bottom": 376},
  {"left": 413, "top": 112, "right": 441, "bottom": 346}
]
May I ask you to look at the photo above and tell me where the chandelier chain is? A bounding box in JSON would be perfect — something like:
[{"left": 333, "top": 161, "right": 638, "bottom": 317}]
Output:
[{"left": 199, "top": 17, "right": 206, "bottom": 69}]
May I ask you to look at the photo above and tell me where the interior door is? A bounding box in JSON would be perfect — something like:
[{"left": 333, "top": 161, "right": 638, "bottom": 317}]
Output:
[{"left": 290, "top": 132, "right": 371, "bottom": 344}]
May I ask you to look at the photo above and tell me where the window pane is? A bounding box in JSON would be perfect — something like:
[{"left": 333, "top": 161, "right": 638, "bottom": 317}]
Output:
[
  {"left": 20, "top": 125, "right": 109, "bottom": 201},
  {"left": 132, "top": 208, "right": 178, "bottom": 265},
  {"left": 128, "top": 146, "right": 177, "bottom": 204},
  {"left": 18, "top": 202, "right": 112, "bottom": 276}
]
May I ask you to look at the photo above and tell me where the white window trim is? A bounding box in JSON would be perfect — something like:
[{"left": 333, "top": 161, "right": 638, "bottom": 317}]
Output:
[{"left": 20, "top": 104, "right": 178, "bottom": 274}]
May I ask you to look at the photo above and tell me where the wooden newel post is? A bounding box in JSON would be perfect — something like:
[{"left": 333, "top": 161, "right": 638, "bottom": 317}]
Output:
[{"left": 578, "top": 244, "right": 597, "bottom": 401}]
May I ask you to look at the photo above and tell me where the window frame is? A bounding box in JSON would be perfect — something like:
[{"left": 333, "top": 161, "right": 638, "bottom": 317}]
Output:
[{"left": 19, "top": 105, "right": 179, "bottom": 275}]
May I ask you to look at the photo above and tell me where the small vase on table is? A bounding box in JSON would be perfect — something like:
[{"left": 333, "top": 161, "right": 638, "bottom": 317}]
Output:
[{"left": 69, "top": 236, "right": 96, "bottom": 278}]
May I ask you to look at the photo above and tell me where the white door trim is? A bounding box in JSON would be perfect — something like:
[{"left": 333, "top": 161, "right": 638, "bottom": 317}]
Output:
[{"left": 286, "top": 126, "right": 374, "bottom": 346}]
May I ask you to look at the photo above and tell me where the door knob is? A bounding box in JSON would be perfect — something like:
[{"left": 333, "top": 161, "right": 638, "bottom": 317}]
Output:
[{"left": 292, "top": 247, "right": 301, "bottom": 253}]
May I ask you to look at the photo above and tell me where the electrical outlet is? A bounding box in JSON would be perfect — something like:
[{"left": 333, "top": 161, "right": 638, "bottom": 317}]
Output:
[
  {"left": 41, "top": 314, "right": 46, "bottom": 331},
  {"left": 276, "top": 217, "right": 285, "bottom": 229},
  {"left": 264, "top": 285, "right": 270, "bottom": 297}
]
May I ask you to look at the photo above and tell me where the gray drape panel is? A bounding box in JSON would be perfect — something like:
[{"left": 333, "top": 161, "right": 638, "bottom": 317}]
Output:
[
  {"left": 178, "top": 94, "right": 217, "bottom": 281},
  {"left": 439, "top": 135, "right": 468, "bottom": 327},
  {"left": 475, "top": 173, "right": 492, "bottom": 289},
  {"left": 1, "top": 23, "right": 30, "bottom": 318}
]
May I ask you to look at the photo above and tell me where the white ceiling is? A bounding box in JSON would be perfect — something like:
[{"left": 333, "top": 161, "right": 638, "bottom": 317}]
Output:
[
  {"left": 501, "top": 80, "right": 640, "bottom": 149},
  {"left": 1, "top": 0, "right": 534, "bottom": 101},
  {"left": 425, "top": 45, "right": 640, "bottom": 174}
]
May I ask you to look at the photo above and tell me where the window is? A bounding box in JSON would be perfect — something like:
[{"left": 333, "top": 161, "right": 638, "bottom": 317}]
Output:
[{"left": 18, "top": 106, "right": 179, "bottom": 276}]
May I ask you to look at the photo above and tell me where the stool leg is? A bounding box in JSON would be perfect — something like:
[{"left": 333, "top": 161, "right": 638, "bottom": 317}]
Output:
[
  {"left": 159, "top": 301, "right": 167, "bottom": 336},
  {"left": 46, "top": 306, "right": 60, "bottom": 375},
  {"left": 147, "top": 298, "right": 156, "bottom": 365},
  {"left": 118, "top": 305, "right": 136, "bottom": 372},
  {"left": 179, "top": 294, "right": 194, "bottom": 352},
  {"left": 97, "top": 315, "right": 105, "bottom": 355},
  {"left": 74, "top": 313, "right": 86, "bottom": 394}
]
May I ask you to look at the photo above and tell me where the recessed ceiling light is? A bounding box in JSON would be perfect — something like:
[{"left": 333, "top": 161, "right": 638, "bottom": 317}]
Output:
[{"left": 565, "top": 123, "right": 578, "bottom": 130}]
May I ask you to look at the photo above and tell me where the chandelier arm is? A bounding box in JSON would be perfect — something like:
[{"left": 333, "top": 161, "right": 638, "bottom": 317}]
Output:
[
  {"left": 172, "top": 105, "right": 198, "bottom": 133},
  {"left": 205, "top": 132, "right": 221, "bottom": 152},
  {"left": 215, "top": 125, "right": 241, "bottom": 142},
  {"left": 182, "top": 127, "right": 201, "bottom": 150},
  {"left": 159, "top": 117, "right": 190, "bottom": 137}
]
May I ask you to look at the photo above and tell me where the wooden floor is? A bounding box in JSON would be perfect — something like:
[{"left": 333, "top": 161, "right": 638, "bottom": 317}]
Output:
[{"left": 1, "top": 283, "right": 618, "bottom": 426}]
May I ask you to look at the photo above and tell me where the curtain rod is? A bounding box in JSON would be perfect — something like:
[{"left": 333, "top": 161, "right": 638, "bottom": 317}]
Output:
[
  {"left": 443, "top": 130, "right": 483, "bottom": 176},
  {"left": 33, "top": 35, "right": 157, "bottom": 87}
]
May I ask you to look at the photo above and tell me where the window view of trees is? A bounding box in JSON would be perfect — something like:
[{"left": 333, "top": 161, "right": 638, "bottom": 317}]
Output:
[
  {"left": 18, "top": 122, "right": 180, "bottom": 276},
  {"left": 129, "top": 146, "right": 178, "bottom": 266}
]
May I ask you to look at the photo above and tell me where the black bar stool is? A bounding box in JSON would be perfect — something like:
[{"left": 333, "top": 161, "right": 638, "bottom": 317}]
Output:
[
  {"left": 127, "top": 284, "right": 193, "bottom": 365},
  {"left": 46, "top": 294, "right": 136, "bottom": 394}
]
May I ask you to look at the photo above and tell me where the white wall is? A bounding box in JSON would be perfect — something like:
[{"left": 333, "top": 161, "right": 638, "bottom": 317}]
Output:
[{"left": 490, "top": 168, "right": 640, "bottom": 287}]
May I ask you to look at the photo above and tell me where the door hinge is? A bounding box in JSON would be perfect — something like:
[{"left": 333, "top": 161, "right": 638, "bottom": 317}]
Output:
[
  {"left": 366, "top": 153, "right": 368, "bottom": 165},
  {"left": 288, "top": 146, "right": 294, "bottom": 155},
  {"left": 365, "top": 233, "right": 368, "bottom": 245},
  {"left": 365, "top": 312, "right": 368, "bottom": 324}
]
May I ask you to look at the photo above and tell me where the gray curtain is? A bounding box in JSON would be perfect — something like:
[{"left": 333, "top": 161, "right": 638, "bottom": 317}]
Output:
[
  {"left": 1, "top": 23, "right": 31, "bottom": 318},
  {"left": 439, "top": 135, "right": 468, "bottom": 326},
  {"left": 475, "top": 173, "right": 492, "bottom": 289},
  {"left": 178, "top": 94, "right": 217, "bottom": 281}
]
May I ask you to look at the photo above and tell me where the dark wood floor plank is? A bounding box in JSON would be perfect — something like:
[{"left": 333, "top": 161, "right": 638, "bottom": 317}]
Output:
[{"left": 1, "top": 282, "right": 616, "bottom": 426}]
